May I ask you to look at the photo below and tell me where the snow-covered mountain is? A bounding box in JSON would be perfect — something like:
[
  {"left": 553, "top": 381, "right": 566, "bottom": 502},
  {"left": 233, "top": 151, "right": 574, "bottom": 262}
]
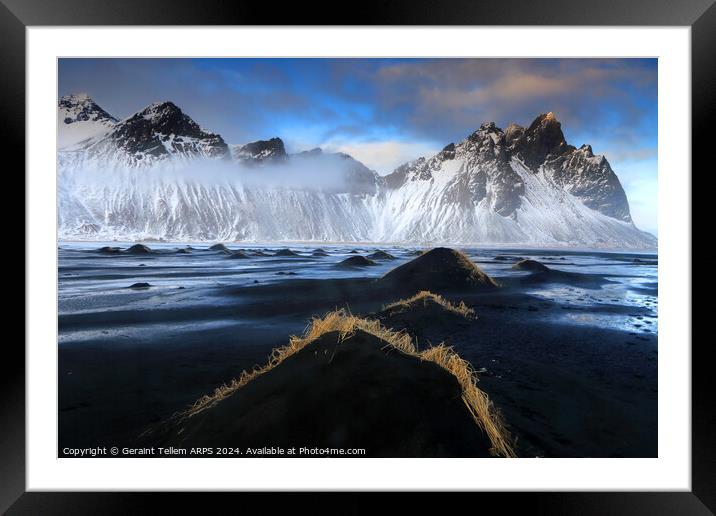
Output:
[
  {"left": 58, "top": 93, "right": 118, "bottom": 149},
  {"left": 378, "top": 113, "right": 652, "bottom": 246},
  {"left": 58, "top": 100, "right": 229, "bottom": 172},
  {"left": 231, "top": 137, "right": 287, "bottom": 164},
  {"left": 57, "top": 96, "right": 656, "bottom": 247}
]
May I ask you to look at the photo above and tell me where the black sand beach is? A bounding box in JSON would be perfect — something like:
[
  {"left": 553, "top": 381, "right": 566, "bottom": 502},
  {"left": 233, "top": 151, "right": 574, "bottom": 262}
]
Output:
[{"left": 58, "top": 244, "right": 657, "bottom": 457}]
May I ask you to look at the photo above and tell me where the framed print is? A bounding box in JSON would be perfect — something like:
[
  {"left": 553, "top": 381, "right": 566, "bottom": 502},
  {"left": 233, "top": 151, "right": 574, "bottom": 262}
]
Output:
[{"left": 4, "top": 0, "right": 713, "bottom": 513}]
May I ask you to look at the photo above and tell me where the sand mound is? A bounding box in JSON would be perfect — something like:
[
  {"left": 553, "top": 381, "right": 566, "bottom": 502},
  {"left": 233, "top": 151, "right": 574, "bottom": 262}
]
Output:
[
  {"left": 125, "top": 244, "right": 152, "bottom": 254},
  {"left": 337, "top": 256, "right": 377, "bottom": 267},
  {"left": 145, "top": 310, "right": 513, "bottom": 457},
  {"left": 250, "top": 250, "right": 270, "bottom": 257},
  {"left": 512, "top": 260, "right": 610, "bottom": 289},
  {"left": 368, "top": 250, "right": 396, "bottom": 260},
  {"left": 128, "top": 282, "right": 151, "bottom": 289},
  {"left": 378, "top": 291, "right": 476, "bottom": 341},
  {"left": 380, "top": 247, "right": 498, "bottom": 293},
  {"left": 227, "top": 251, "right": 250, "bottom": 259},
  {"left": 512, "top": 259, "right": 551, "bottom": 273},
  {"left": 312, "top": 249, "right": 330, "bottom": 257},
  {"left": 274, "top": 248, "right": 300, "bottom": 257},
  {"left": 494, "top": 255, "right": 523, "bottom": 262},
  {"left": 97, "top": 246, "right": 122, "bottom": 254},
  {"left": 176, "top": 248, "right": 191, "bottom": 254},
  {"left": 209, "top": 244, "right": 230, "bottom": 252}
]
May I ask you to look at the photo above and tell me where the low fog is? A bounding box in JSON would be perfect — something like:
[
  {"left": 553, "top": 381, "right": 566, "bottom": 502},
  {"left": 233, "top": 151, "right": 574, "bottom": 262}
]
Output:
[{"left": 60, "top": 152, "right": 373, "bottom": 195}]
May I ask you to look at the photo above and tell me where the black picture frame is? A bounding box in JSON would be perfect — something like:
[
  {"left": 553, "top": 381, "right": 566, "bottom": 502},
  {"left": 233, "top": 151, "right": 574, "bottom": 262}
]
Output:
[{"left": 4, "top": 0, "right": 713, "bottom": 513}]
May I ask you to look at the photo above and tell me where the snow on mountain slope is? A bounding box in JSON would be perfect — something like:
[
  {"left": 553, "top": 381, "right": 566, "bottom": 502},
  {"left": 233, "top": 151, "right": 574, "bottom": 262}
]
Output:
[
  {"left": 59, "top": 100, "right": 229, "bottom": 172},
  {"left": 58, "top": 166, "right": 378, "bottom": 242},
  {"left": 57, "top": 97, "right": 656, "bottom": 247},
  {"left": 58, "top": 94, "right": 117, "bottom": 149},
  {"left": 375, "top": 158, "right": 652, "bottom": 246}
]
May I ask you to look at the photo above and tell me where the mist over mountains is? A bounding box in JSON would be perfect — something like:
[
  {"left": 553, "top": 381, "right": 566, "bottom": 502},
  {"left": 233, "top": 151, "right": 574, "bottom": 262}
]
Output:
[{"left": 57, "top": 95, "right": 656, "bottom": 247}]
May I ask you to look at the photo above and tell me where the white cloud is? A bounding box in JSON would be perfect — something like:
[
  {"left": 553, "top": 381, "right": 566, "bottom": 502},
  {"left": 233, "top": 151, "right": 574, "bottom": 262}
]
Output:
[{"left": 320, "top": 140, "right": 440, "bottom": 174}]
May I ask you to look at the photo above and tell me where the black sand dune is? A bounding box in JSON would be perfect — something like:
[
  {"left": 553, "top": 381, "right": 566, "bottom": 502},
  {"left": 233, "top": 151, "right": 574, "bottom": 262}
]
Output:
[
  {"left": 250, "top": 250, "right": 271, "bottom": 257},
  {"left": 125, "top": 244, "right": 152, "bottom": 254},
  {"left": 377, "top": 291, "right": 476, "bottom": 340},
  {"left": 312, "top": 249, "right": 330, "bottom": 257},
  {"left": 512, "top": 259, "right": 551, "bottom": 273},
  {"left": 97, "top": 246, "right": 122, "bottom": 254},
  {"left": 176, "top": 248, "right": 191, "bottom": 254},
  {"left": 128, "top": 282, "right": 151, "bottom": 289},
  {"left": 381, "top": 247, "right": 498, "bottom": 294},
  {"left": 337, "top": 256, "right": 377, "bottom": 267},
  {"left": 209, "top": 244, "right": 230, "bottom": 252},
  {"left": 274, "top": 248, "right": 301, "bottom": 257},
  {"left": 494, "top": 255, "right": 524, "bottom": 262},
  {"left": 227, "top": 251, "right": 250, "bottom": 259},
  {"left": 512, "top": 259, "right": 611, "bottom": 288},
  {"left": 368, "top": 250, "right": 396, "bottom": 260},
  {"left": 144, "top": 312, "right": 512, "bottom": 457}
]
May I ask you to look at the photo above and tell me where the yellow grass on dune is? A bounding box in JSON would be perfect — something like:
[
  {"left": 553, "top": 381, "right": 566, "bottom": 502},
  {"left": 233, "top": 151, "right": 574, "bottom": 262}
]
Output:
[
  {"left": 184, "top": 308, "right": 515, "bottom": 458},
  {"left": 383, "top": 290, "right": 476, "bottom": 318}
]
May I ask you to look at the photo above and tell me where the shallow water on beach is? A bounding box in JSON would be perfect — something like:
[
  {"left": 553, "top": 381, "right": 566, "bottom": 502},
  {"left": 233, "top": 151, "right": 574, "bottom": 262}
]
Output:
[{"left": 58, "top": 242, "right": 658, "bottom": 343}]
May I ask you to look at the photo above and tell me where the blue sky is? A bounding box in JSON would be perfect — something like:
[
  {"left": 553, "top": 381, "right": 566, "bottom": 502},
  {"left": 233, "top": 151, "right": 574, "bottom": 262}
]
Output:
[{"left": 59, "top": 58, "right": 657, "bottom": 234}]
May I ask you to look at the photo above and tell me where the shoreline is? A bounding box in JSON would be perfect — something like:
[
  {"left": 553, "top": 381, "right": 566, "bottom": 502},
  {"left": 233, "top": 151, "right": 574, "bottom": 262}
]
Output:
[{"left": 58, "top": 239, "right": 659, "bottom": 255}]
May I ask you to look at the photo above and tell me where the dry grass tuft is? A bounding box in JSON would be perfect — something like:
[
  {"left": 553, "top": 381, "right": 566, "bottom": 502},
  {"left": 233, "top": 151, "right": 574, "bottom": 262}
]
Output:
[
  {"left": 384, "top": 290, "right": 476, "bottom": 318},
  {"left": 182, "top": 309, "right": 514, "bottom": 458},
  {"left": 419, "top": 344, "right": 514, "bottom": 458}
]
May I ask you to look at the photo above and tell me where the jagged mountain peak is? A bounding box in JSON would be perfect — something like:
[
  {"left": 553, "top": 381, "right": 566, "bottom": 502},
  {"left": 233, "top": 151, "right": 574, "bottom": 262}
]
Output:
[
  {"left": 232, "top": 137, "right": 287, "bottom": 164},
  {"left": 119, "top": 101, "right": 219, "bottom": 141},
  {"left": 59, "top": 93, "right": 117, "bottom": 123},
  {"left": 382, "top": 112, "right": 634, "bottom": 224},
  {"left": 60, "top": 92, "right": 95, "bottom": 107},
  {"left": 294, "top": 147, "right": 364, "bottom": 164},
  {"left": 478, "top": 121, "right": 500, "bottom": 132},
  {"left": 137, "top": 100, "right": 182, "bottom": 119},
  {"left": 58, "top": 93, "right": 118, "bottom": 148},
  {"left": 510, "top": 111, "right": 570, "bottom": 167},
  {"left": 577, "top": 143, "right": 594, "bottom": 156},
  {"left": 504, "top": 122, "right": 525, "bottom": 144},
  {"left": 528, "top": 111, "right": 559, "bottom": 130},
  {"left": 98, "top": 102, "right": 228, "bottom": 161},
  {"left": 296, "top": 147, "right": 324, "bottom": 157},
  {"left": 60, "top": 92, "right": 90, "bottom": 101}
]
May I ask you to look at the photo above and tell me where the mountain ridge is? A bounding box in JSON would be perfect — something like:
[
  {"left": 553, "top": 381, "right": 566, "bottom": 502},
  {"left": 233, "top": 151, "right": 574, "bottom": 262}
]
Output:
[{"left": 56, "top": 95, "right": 656, "bottom": 247}]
